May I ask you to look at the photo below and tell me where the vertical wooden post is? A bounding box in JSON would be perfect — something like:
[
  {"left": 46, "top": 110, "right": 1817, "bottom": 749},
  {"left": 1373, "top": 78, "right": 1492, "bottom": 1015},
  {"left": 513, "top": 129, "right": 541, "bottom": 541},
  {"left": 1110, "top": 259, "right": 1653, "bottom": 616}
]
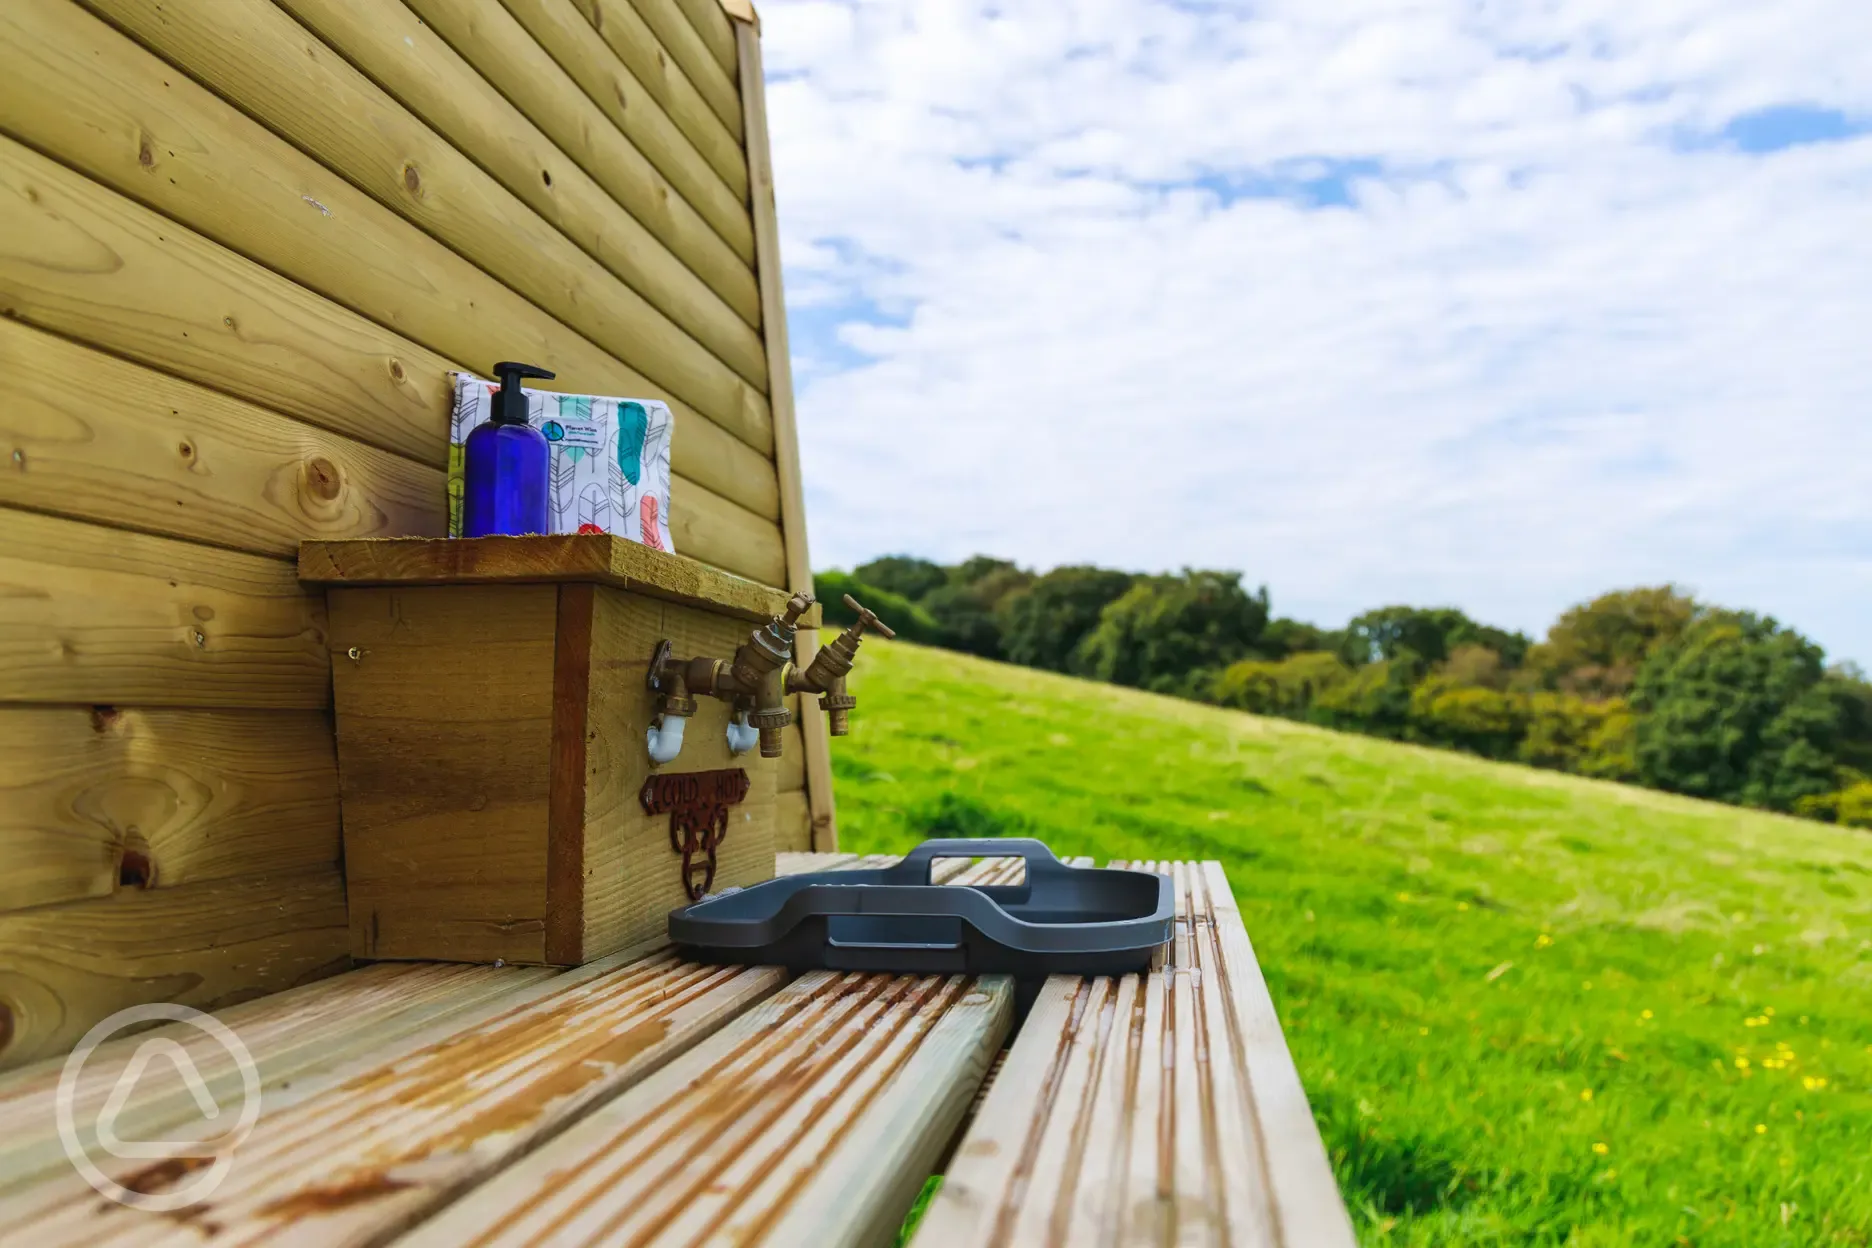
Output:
[{"left": 731, "top": 4, "right": 839, "bottom": 851}]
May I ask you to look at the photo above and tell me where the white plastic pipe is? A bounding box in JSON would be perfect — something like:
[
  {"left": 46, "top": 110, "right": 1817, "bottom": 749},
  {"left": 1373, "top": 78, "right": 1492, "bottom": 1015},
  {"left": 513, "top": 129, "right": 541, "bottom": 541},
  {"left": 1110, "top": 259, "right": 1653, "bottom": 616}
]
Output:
[
  {"left": 725, "top": 711, "right": 759, "bottom": 757},
  {"left": 646, "top": 714, "right": 687, "bottom": 765}
]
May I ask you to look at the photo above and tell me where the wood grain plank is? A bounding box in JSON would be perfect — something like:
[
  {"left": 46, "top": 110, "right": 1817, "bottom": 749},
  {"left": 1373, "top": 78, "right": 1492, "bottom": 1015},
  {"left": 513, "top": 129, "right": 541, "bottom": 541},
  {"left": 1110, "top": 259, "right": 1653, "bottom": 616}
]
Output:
[
  {"left": 1201, "top": 861, "right": 1356, "bottom": 1247},
  {"left": 8, "top": 951, "right": 787, "bottom": 1245},
  {"left": 774, "top": 787, "right": 810, "bottom": 853},
  {"left": 499, "top": 0, "right": 754, "bottom": 263},
  {"left": 738, "top": 24, "right": 840, "bottom": 847},
  {"left": 614, "top": 0, "right": 743, "bottom": 135},
  {"left": 277, "top": 0, "right": 767, "bottom": 378},
  {"left": 299, "top": 533, "right": 805, "bottom": 623},
  {"left": 675, "top": 0, "right": 738, "bottom": 79},
  {"left": 0, "top": 130, "right": 445, "bottom": 466},
  {"left": 0, "top": 869, "right": 349, "bottom": 1071},
  {"left": 569, "top": 0, "right": 747, "bottom": 181},
  {"left": 0, "top": 1, "right": 777, "bottom": 476},
  {"left": 0, "top": 508, "right": 329, "bottom": 709},
  {"left": 919, "top": 862, "right": 1356, "bottom": 1246},
  {"left": 778, "top": 718, "right": 806, "bottom": 791},
  {"left": 403, "top": 0, "right": 757, "bottom": 324},
  {"left": 327, "top": 585, "right": 560, "bottom": 965},
  {"left": 0, "top": 960, "right": 553, "bottom": 1202},
  {"left": 1, "top": 116, "right": 791, "bottom": 580},
  {"left": 0, "top": 319, "right": 442, "bottom": 557},
  {"left": 670, "top": 473, "right": 789, "bottom": 585},
  {"left": 574, "top": 589, "right": 779, "bottom": 959},
  {"left": 80, "top": 0, "right": 770, "bottom": 433},
  {"left": 0, "top": 705, "right": 340, "bottom": 913},
  {"left": 0, "top": 115, "right": 781, "bottom": 560},
  {"left": 393, "top": 971, "right": 1012, "bottom": 1248}
]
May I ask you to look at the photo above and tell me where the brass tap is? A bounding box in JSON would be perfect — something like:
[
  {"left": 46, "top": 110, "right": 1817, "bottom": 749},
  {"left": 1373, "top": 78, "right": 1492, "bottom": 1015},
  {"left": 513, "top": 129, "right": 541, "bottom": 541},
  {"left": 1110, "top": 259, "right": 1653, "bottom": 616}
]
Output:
[
  {"left": 789, "top": 595, "right": 895, "bottom": 737},
  {"left": 644, "top": 592, "right": 893, "bottom": 763}
]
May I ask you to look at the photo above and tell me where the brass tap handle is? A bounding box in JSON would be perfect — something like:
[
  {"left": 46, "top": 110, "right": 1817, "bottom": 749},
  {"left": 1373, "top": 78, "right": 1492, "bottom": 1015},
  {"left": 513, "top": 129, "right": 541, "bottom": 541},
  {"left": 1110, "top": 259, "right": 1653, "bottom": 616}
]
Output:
[
  {"left": 782, "top": 592, "right": 814, "bottom": 627},
  {"left": 841, "top": 594, "right": 896, "bottom": 640}
]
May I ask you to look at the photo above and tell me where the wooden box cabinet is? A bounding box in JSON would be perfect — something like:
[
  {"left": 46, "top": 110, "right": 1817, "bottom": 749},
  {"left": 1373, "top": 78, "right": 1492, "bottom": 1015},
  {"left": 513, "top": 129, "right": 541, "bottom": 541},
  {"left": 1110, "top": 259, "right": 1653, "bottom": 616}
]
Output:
[{"left": 299, "top": 536, "right": 818, "bottom": 966}]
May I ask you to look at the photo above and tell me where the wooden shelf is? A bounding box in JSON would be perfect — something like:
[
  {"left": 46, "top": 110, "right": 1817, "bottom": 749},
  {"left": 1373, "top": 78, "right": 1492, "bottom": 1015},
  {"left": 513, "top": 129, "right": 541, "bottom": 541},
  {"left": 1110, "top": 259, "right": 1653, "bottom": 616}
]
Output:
[{"left": 298, "top": 535, "right": 814, "bottom": 625}]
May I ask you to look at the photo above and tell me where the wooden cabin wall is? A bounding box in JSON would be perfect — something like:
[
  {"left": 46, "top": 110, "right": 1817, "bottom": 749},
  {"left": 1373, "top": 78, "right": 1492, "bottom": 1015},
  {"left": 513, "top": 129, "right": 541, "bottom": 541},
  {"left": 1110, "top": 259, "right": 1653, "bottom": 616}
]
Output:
[{"left": 0, "top": 0, "right": 824, "bottom": 1071}]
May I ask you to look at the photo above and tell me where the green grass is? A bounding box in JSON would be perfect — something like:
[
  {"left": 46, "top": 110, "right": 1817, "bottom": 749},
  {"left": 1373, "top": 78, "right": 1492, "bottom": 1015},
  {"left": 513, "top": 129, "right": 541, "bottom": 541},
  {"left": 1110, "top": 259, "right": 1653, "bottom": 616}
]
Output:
[{"left": 828, "top": 637, "right": 1872, "bottom": 1247}]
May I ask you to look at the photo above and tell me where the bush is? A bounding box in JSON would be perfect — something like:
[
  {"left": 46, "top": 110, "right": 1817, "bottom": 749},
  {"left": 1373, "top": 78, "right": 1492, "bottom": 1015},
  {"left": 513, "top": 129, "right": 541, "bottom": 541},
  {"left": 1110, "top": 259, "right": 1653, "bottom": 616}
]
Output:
[
  {"left": 1212, "top": 651, "right": 1351, "bottom": 716},
  {"left": 1312, "top": 657, "right": 1421, "bottom": 739},
  {"left": 853, "top": 555, "right": 948, "bottom": 603},
  {"left": 1078, "top": 570, "right": 1270, "bottom": 693},
  {"left": 996, "top": 566, "right": 1136, "bottom": 674},
  {"left": 1524, "top": 586, "right": 1698, "bottom": 697},
  {"left": 1794, "top": 780, "right": 1872, "bottom": 829},
  {"left": 1408, "top": 678, "right": 1529, "bottom": 760},
  {"left": 1633, "top": 611, "right": 1848, "bottom": 811},
  {"left": 1341, "top": 606, "right": 1531, "bottom": 668},
  {"left": 813, "top": 571, "right": 941, "bottom": 644},
  {"left": 1517, "top": 694, "right": 1638, "bottom": 780}
]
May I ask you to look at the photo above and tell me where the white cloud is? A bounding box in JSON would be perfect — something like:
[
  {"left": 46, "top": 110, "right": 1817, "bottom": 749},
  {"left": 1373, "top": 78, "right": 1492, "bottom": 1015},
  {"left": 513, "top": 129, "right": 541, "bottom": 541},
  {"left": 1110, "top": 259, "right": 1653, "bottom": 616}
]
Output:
[{"left": 760, "top": 0, "right": 1872, "bottom": 663}]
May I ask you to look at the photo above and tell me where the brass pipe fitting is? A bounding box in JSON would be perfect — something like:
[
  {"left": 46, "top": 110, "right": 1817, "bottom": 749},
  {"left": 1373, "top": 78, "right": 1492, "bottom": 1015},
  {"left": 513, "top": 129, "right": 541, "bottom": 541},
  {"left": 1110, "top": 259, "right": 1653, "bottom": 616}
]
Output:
[
  {"left": 788, "top": 595, "right": 895, "bottom": 737},
  {"left": 644, "top": 592, "right": 891, "bottom": 762}
]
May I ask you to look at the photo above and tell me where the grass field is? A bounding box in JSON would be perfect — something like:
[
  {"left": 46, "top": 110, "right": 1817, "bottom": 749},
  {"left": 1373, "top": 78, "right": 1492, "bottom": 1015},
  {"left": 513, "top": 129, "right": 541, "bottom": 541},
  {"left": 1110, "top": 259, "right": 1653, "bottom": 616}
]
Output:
[{"left": 828, "top": 637, "right": 1872, "bottom": 1247}]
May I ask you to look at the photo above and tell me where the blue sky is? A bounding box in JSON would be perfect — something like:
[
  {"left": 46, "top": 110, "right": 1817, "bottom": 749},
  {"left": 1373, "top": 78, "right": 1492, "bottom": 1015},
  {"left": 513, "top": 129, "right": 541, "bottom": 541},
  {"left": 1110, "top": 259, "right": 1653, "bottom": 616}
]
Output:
[{"left": 759, "top": 0, "right": 1872, "bottom": 665}]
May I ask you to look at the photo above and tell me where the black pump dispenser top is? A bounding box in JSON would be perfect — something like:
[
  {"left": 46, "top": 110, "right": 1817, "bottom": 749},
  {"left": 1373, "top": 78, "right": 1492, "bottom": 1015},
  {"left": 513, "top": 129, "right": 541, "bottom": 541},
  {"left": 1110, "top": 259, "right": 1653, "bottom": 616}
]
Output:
[{"left": 490, "top": 361, "right": 555, "bottom": 426}]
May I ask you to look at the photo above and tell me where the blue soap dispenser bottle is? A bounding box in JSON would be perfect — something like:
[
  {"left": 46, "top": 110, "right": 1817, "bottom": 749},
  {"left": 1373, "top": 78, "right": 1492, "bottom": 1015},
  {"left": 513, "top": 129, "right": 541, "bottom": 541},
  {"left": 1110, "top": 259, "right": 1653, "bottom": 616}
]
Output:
[{"left": 463, "top": 362, "right": 553, "bottom": 537}]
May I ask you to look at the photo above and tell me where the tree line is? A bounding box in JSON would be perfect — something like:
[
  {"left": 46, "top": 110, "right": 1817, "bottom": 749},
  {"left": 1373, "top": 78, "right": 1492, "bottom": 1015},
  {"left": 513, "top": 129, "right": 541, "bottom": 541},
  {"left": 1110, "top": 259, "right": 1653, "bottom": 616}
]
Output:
[{"left": 817, "top": 557, "right": 1872, "bottom": 829}]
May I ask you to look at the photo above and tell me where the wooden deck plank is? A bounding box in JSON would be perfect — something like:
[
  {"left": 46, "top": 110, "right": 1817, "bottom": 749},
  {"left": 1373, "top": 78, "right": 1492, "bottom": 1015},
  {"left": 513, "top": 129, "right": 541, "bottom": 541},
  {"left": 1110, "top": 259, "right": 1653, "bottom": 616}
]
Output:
[
  {"left": 393, "top": 969, "right": 1013, "bottom": 1248},
  {"left": 916, "top": 860, "right": 1354, "bottom": 1247},
  {"left": 0, "top": 961, "right": 552, "bottom": 1204},
  {"left": 5, "top": 949, "right": 786, "bottom": 1246}
]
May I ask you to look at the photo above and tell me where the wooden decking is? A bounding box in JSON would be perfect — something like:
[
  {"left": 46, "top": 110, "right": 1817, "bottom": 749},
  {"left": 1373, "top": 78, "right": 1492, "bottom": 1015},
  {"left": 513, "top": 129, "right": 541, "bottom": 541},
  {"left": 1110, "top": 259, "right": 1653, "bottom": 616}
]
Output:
[{"left": 0, "top": 856, "right": 1349, "bottom": 1246}]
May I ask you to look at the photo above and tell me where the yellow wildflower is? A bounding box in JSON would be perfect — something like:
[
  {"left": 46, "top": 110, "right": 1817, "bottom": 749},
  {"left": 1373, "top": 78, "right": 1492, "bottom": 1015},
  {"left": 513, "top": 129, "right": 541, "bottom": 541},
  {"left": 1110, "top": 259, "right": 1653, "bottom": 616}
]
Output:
[
  {"left": 1735, "top": 1057, "right": 1750, "bottom": 1069},
  {"left": 1592, "top": 1142, "right": 1609, "bottom": 1155},
  {"left": 1580, "top": 1088, "right": 1594, "bottom": 1102},
  {"left": 1641, "top": 1009, "right": 1653, "bottom": 1020},
  {"left": 1535, "top": 933, "right": 1554, "bottom": 949},
  {"left": 1754, "top": 1123, "right": 1767, "bottom": 1134}
]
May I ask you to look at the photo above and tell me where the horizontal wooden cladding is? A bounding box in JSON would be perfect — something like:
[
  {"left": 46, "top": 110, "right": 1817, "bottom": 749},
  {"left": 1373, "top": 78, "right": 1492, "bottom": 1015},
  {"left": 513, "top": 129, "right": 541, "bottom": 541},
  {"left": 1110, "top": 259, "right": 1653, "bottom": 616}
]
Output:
[
  {"left": 0, "top": 706, "right": 340, "bottom": 914},
  {"left": 0, "top": 2, "right": 777, "bottom": 470},
  {"left": 277, "top": 0, "right": 766, "bottom": 366},
  {"left": 673, "top": 475, "right": 787, "bottom": 586},
  {"left": 617, "top": 0, "right": 742, "bottom": 137},
  {"left": 77, "top": 0, "right": 771, "bottom": 423},
  {"left": 0, "top": 320, "right": 442, "bottom": 558},
  {"left": 0, "top": 868, "right": 349, "bottom": 1071},
  {"left": 674, "top": 0, "right": 740, "bottom": 80},
  {"left": 0, "top": 134, "right": 782, "bottom": 545},
  {"left": 0, "top": 138, "right": 442, "bottom": 466},
  {"left": 499, "top": 0, "right": 754, "bottom": 260},
  {"left": 0, "top": 509, "right": 329, "bottom": 709},
  {"left": 574, "top": 0, "right": 745, "bottom": 170},
  {"left": 0, "top": 171, "right": 781, "bottom": 576},
  {"left": 404, "top": 0, "right": 757, "bottom": 322}
]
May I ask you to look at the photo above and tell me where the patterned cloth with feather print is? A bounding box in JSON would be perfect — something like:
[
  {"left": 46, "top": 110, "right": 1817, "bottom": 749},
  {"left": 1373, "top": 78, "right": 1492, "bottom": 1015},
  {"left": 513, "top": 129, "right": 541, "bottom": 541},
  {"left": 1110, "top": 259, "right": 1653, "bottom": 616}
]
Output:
[{"left": 446, "top": 373, "right": 674, "bottom": 552}]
